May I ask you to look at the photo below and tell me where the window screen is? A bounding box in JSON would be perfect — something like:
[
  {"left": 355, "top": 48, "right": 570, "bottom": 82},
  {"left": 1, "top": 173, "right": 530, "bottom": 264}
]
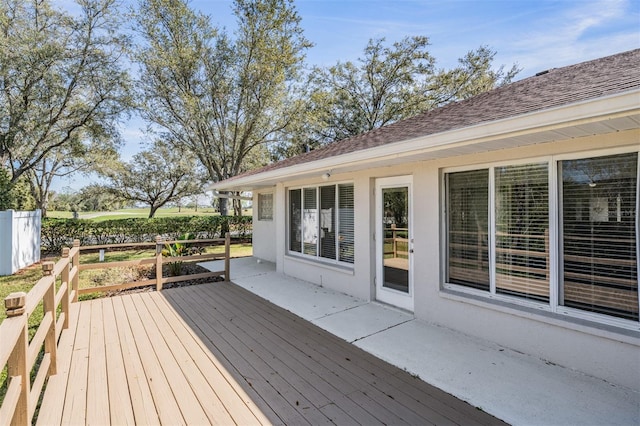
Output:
[
  {"left": 303, "top": 188, "right": 318, "bottom": 256},
  {"left": 289, "top": 189, "right": 301, "bottom": 253},
  {"left": 288, "top": 183, "right": 354, "bottom": 264},
  {"left": 320, "top": 185, "right": 336, "bottom": 260},
  {"left": 560, "top": 153, "right": 638, "bottom": 321},
  {"left": 447, "top": 169, "right": 490, "bottom": 290},
  {"left": 338, "top": 184, "right": 355, "bottom": 264},
  {"left": 495, "top": 163, "right": 549, "bottom": 301}
]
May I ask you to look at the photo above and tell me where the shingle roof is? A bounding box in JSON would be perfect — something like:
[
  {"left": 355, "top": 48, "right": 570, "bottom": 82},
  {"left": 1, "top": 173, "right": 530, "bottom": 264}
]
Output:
[{"left": 225, "top": 49, "right": 640, "bottom": 183}]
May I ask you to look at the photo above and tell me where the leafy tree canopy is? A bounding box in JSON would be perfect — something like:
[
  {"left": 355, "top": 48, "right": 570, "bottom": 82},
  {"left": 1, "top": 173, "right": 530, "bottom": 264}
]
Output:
[
  {"left": 279, "top": 39, "right": 520, "bottom": 155},
  {"left": 0, "top": 0, "right": 132, "bottom": 187},
  {"left": 101, "top": 140, "right": 206, "bottom": 218},
  {"left": 134, "top": 0, "right": 311, "bottom": 215}
]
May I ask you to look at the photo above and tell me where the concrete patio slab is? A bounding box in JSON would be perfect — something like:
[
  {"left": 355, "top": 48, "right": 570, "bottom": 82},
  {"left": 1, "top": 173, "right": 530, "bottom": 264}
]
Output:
[
  {"left": 355, "top": 320, "right": 639, "bottom": 426},
  {"left": 312, "top": 302, "right": 413, "bottom": 343},
  {"left": 201, "top": 257, "right": 640, "bottom": 426},
  {"left": 200, "top": 257, "right": 366, "bottom": 320}
]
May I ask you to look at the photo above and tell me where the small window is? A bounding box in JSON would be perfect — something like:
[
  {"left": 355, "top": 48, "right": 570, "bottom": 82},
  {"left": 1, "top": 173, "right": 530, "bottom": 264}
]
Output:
[
  {"left": 257, "top": 193, "right": 273, "bottom": 221},
  {"left": 288, "top": 183, "right": 354, "bottom": 264}
]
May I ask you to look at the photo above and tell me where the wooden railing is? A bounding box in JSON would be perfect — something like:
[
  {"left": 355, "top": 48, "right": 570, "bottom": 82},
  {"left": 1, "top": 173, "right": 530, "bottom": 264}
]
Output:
[
  {"left": 0, "top": 234, "right": 230, "bottom": 425},
  {"left": 77, "top": 234, "right": 230, "bottom": 295},
  {"left": 0, "top": 242, "right": 80, "bottom": 425},
  {"left": 383, "top": 226, "right": 409, "bottom": 259}
]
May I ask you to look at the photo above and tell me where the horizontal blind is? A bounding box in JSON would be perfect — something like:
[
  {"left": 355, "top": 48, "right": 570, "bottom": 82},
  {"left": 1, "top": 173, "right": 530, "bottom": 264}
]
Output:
[
  {"left": 495, "top": 163, "right": 549, "bottom": 301},
  {"left": 561, "top": 153, "right": 638, "bottom": 321},
  {"left": 320, "top": 185, "right": 337, "bottom": 260},
  {"left": 447, "top": 169, "right": 490, "bottom": 290},
  {"left": 303, "top": 188, "right": 318, "bottom": 256},
  {"left": 338, "top": 184, "right": 355, "bottom": 264},
  {"left": 289, "top": 189, "right": 301, "bottom": 253}
]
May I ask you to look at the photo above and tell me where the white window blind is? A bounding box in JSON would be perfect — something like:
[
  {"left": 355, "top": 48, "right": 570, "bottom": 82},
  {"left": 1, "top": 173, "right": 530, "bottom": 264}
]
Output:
[
  {"left": 320, "top": 185, "right": 336, "bottom": 260},
  {"left": 289, "top": 189, "right": 302, "bottom": 253},
  {"left": 338, "top": 184, "right": 355, "bottom": 264},
  {"left": 303, "top": 188, "right": 318, "bottom": 256},
  {"left": 495, "top": 163, "right": 549, "bottom": 301},
  {"left": 288, "top": 184, "right": 354, "bottom": 265},
  {"left": 447, "top": 169, "right": 490, "bottom": 290},
  {"left": 560, "top": 153, "right": 638, "bottom": 321}
]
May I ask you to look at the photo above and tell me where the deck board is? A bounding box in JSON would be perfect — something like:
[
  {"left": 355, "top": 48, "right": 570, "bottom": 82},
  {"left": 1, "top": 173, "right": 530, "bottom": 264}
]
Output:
[
  {"left": 119, "top": 295, "right": 186, "bottom": 425},
  {"left": 145, "top": 291, "right": 269, "bottom": 425},
  {"left": 101, "top": 298, "right": 135, "bottom": 425},
  {"left": 36, "top": 282, "right": 506, "bottom": 425},
  {"left": 110, "top": 297, "right": 159, "bottom": 425},
  {"left": 60, "top": 301, "right": 91, "bottom": 425},
  {"left": 86, "top": 300, "right": 110, "bottom": 425}
]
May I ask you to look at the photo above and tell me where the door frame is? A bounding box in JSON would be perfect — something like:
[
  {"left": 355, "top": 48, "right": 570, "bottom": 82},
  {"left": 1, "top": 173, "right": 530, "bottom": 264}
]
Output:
[{"left": 375, "top": 175, "right": 414, "bottom": 311}]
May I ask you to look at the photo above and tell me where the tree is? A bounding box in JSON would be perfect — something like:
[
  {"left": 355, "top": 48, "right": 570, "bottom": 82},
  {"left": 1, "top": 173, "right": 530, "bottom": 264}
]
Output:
[
  {"left": 0, "top": 0, "right": 132, "bottom": 185},
  {"left": 102, "top": 140, "right": 205, "bottom": 218},
  {"left": 0, "top": 167, "right": 34, "bottom": 210},
  {"left": 134, "top": 0, "right": 311, "bottom": 215},
  {"left": 76, "top": 184, "right": 127, "bottom": 212},
  {"left": 27, "top": 132, "right": 120, "bottom": 217},
  {"left": 295, "top": 38, "right": 519, "bottom": 148}
]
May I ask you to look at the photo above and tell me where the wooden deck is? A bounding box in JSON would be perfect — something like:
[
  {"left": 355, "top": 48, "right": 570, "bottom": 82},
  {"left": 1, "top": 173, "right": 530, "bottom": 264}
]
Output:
[{"left": 36, "top": 282, "right": 506, "bottom": 425}]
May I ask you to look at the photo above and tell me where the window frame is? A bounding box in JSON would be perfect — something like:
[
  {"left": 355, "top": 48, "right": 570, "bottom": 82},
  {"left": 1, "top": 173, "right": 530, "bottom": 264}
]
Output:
[
  {"left": 442, "top": 147, "right": 640, "bottom": 331},
  {"left": 286, "top": 181, "right": 355, "bottom": 267}
]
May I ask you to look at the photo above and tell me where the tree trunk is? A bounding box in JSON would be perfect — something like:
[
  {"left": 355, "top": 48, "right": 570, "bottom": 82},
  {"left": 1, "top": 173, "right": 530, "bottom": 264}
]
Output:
[
  {"left": 218, "top": 194, "right": 229, "bottom": 216},
  {"left": 149, "top": 205, "right": 159, "bottom": 218},
  {"left": 233, "top": 196, "right": 241, "bottom": 216}
]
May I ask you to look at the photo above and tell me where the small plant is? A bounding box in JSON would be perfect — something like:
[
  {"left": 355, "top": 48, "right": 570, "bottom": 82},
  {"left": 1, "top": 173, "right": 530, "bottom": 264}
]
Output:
[{"left": 162, "top": 232, "right": 199, "bottom": 276}]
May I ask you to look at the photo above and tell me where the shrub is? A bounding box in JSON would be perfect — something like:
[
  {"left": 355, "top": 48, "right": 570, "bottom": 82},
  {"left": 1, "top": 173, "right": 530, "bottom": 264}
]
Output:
[{"left": 41, "top": 215, "right": 252, "bottom": 253}]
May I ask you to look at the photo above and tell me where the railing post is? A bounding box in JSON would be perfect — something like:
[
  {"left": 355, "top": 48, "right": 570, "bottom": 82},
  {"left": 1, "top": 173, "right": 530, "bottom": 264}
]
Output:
[
  {"left": 224, "top": 232, "right": 231, "bottom": 282},
  {"left": 156, "top": 236, "right": 163, "bottom": 291},
  {"left": 5, "top": 292, "right": 29, "bottom": 426},
  {"left": 391, "top": 224, "right": 397, "bottom": 259},
  {"left": 72, "top": 240, "right": 80, "bottom": 302},
  {"left": 42, "top": 263, "right": 57, "bottom": 376},
  {"left": 61, "top": 248, "right": 70, "bottom": 329}
]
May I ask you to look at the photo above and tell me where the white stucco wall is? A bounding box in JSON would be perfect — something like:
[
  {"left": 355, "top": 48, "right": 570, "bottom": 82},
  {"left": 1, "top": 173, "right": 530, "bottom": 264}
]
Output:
[
  {"left": 0, "top": 210, "right": 41, "bottom": 276},
  {"left": 256, "top": 129, "right": 640, "bottom": 390}
]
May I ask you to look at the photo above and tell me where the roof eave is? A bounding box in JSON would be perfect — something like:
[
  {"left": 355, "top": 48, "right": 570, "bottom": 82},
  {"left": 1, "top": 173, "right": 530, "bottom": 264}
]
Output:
[{"left": 211, "top": 89, "right": 640, "bottom": 191}]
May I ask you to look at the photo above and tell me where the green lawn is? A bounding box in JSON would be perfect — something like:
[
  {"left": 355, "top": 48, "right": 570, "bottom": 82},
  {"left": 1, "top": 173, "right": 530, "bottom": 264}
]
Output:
[
  {"left": 47, "top": 207, "right": 253, "bottom": 221},
  {"left": 0, "top": 243, "right": 252, "bottom": 323}
]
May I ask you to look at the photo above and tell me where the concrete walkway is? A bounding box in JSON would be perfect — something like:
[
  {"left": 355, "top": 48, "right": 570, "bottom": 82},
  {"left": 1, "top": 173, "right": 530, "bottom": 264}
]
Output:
[{"left": 201, "top": 257, "right": 639, "bottom": 426}]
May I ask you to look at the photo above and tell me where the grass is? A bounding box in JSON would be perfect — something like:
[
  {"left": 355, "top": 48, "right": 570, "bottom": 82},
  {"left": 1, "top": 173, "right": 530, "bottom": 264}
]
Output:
[
  {"left": 47, "top": 207, "right": 253, "bottom": 221},
  {"left": 0, "top": 243, "right": 253, "bottom": 323}
]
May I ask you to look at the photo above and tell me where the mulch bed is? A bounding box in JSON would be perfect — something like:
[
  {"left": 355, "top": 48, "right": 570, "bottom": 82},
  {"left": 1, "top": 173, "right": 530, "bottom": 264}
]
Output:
[{"left": 102, "top": 263, "right": 224, "bottom": 297}]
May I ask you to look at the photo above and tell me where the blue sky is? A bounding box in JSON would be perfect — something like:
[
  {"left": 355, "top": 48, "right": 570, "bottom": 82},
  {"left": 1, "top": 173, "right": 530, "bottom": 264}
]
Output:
[{"left": 54, "top": 0, "right": 640, "bottom": 192}]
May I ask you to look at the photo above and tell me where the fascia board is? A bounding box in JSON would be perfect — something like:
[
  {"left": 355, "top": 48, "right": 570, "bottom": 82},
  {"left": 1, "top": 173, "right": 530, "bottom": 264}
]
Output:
[{"left": 212, "top": 89, "right": 640, "bottom": 191}]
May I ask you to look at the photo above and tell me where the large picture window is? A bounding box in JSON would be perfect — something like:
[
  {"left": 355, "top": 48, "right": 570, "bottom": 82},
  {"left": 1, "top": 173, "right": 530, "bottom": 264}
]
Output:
[
  {"left": 445, "top": 151, "right": 639, "bottom": 327},
  {"left": 288, "top": 183, "right": 355, "bottom": 264}
]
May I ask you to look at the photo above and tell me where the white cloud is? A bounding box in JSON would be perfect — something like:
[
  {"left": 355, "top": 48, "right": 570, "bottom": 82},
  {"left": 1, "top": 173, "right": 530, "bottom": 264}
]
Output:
[{"left": 504, "top": 0, "right": 639, "bottom": 76}]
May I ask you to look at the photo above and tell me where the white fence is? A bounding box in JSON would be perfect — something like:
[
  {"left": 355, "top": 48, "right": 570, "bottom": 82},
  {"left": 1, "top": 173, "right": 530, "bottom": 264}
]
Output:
[{"left": 0, "top": 210, "right": 41, "bottom": 276}]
